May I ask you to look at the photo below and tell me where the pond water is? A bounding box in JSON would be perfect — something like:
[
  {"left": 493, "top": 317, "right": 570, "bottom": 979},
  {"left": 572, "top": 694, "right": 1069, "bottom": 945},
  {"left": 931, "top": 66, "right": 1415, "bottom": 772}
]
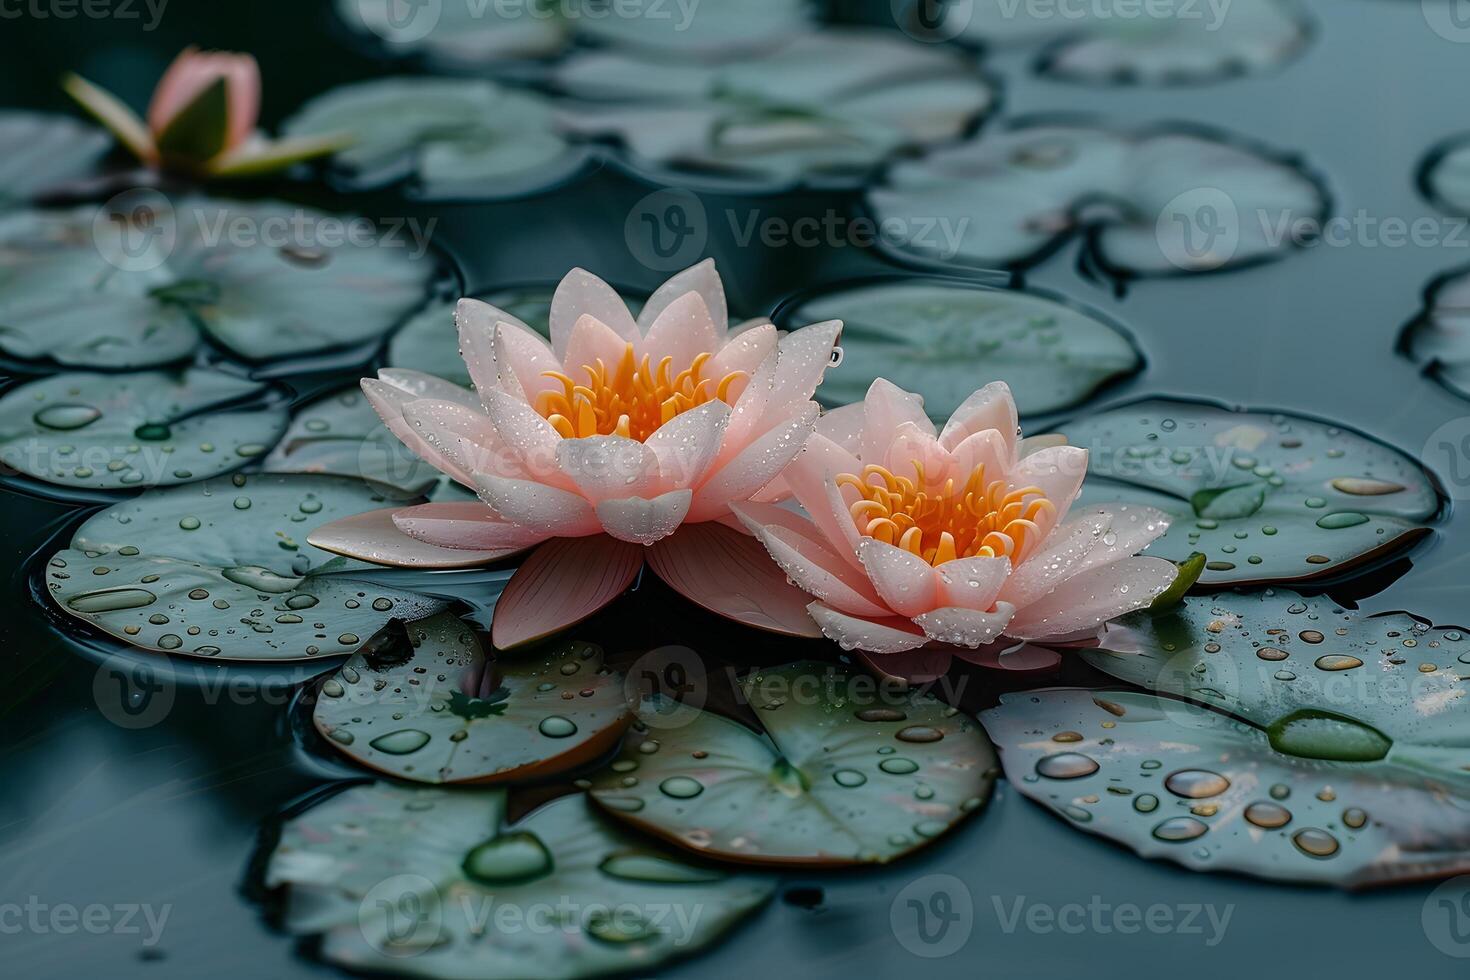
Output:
[{"left": 2, "top": 0, "right": 1469, "bottom": 977}]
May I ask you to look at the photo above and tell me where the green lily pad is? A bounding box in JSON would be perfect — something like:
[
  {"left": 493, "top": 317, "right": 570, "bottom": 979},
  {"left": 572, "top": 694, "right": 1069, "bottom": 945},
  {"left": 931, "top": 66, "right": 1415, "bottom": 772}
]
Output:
[
  {"left": 46, "top": 474, "right": 445, "bottom": 661},
  {"left": 1078, "top": 590, "right": 1470, "bottom": 769},
  {"left": 266, "top": 781, "right": 773, "bottom": 977},
  {"left": 1057, "top": 399, "right": 1440, "bottom": 586},
  {"left": 0, "top": 199, "right": 437, "bottom": 368},
  {"left": 981, "top": 688, "right": 1470, "bottom": 888},
  {"left": 781, "top": 278, "right": 1140, "bottom": 419},
  {"left": 1401, "top": 265, "right": 1470, "bottom": 401},
  {"left": 315, "top": 616, "right": 633, "bottom": 784},
  {"left": 937, "top": 0, "right": 1309, "bottom": 85},
  {"left": 282, "top": 78, "right": 587, "bottom": 199},
  {"left": 265, "top": 386, "right": 441, "bottom": 495},
  {"left": 869, "top": 120, "right": 1326, "bottom": 275},
  {"left": 1421, "top": 135, "right": 1470, "bottom": 217},
  {"left": 587, "top": 661, "right": 996, "bottom": 867},
  {"left": 0, "top": 368, "right": 288, "bottom": 490},
  {"left": 337, "top": 0, "right": 568, "bottom": 66},
  {"left": 0, "top": 111, "right": 110, "bottom": 206}
]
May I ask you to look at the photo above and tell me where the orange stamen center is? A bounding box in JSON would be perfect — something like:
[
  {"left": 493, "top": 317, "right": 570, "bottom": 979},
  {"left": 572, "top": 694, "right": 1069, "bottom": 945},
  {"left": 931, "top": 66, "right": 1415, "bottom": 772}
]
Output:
[
  {"left": 535, "top": 342, "right": 745, "bottom": 442},
  {"left": 837, "top": 461, "right": 1055, "bottom": 565}
]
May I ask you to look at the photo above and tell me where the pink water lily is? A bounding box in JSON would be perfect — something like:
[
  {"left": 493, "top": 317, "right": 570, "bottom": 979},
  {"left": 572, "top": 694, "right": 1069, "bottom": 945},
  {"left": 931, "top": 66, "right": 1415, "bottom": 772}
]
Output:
[
  {"left": 309, "top": 261, "right": 841, "bottom": 649},
  {"left": 64, "top": 47, "right": 346, "bottom": 178},
  {"left": 732, "top": 379, "right": 1180, "bottom": 666}
]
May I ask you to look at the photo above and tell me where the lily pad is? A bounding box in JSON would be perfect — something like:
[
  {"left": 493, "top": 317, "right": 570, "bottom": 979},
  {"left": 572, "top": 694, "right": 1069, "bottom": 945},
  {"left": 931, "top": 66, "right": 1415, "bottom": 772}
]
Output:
[
  {"left": 940, "top": 0, "right": 1309, "bottom": 85},
  {"left": 0, "top": 368, "right": 288, "bottom": 490},
  {"left": 1400, "top": 264, "right": 1470, "bottom": 401},
  {"left": 265, "top": 386, "right": 441, "bottom": 495},
  {"left": 780, "top": 278, "right": 1140, "bottom": 419},
  {"left": 981, "top": 688, "right": 1470, "bottom": 888},
  {"left": 266, "top": 781, "right": 774, "bottom": 976},
  {"left": 1078, "top": 590, "right": 1470, "bottom": 769},
  {"left": 0, "top": 199, "right": 437, "bottom": 368},
  {"left": 387, "top": 287, "right": 560, "bottom": 387},
  {"left": 1420, "top": 135, "right": 1470, "bottom": 217},
  {"left": 0, "top": 111, "right": 111, "bottom": 205},
  {"left": 314, "top": 615, "right": 633, "bottom": 784},
  {"left": 45, "top": 474, "right": 445, "bottom": 661},
  {"left": 1056, "top": 399, "right": 1440, "bottom": 586},
  {"left": 868, "top": 119, "right": 1326, "bottom": 275},
  {"left": 586, "top": 662, "right": 997, "bottom": 867},
  {"left": 337, "top": 0, "right": 568, "bottom": 66},
  {"left": 554, "top": 29, "right": 995, "bottom": 187},
  {"left": 282, "top": 78, "right": 588, "bottom": 199}
]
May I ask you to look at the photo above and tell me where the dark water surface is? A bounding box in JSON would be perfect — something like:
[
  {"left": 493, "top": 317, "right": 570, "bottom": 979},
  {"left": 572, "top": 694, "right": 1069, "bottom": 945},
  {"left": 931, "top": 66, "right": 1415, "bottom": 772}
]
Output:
[{"left": 2, "top": 0, "right": 1468, "bottom": 977}]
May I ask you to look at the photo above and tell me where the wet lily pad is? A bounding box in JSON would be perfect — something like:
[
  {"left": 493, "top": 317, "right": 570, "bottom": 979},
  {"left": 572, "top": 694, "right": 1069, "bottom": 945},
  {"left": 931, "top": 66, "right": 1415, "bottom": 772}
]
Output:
[
  {"left": 0, "top": 199, "right": 437, "bottom": 368},
  {"left": 1078, "top": 590, "right": 1470, "bottom": 770},
  {"left": 0, "top": 111, "right": 111, "bottom": 205},
  {"left": 266, "top": 781, "right": 773, "bottom": 976},
  {"left": 1400, "top": 265, "right": 1470, "bottom": 401},
  {"left": 981, "top": 688, "right": 1470, "bottom": 888},
  {"left": 587, "top": 662, "right": 996, "bottom": 867},
  {"left": 0, "top": 368, "right": 288, "bottom": 490},
  {"left": 868, "top": 120, "right": 1326, "bottom": 275},
  {"left": 46, "top": 474, "right": 445, "bottom": 661},
  {"left": 314, "top": 615, "right": 633, "bottom": 784},
  {"left": 554, "top": 29, "right": 995, "bottom": 187},
  {"left": 780, "top": 278, "right": 1140, "bottom": 418},
  {"left": 282, "top": 78, "right": 588, "bottom": 199},
  {"left": 942, "top": 0, "right": 1309, "bottom": 85},
  {"left": 1056, "top": 399, "right": 1440, "bottom": 586},
  {"left": 265, "top": 386, "right": 441, "bottom": 495},
  {"left": 338, "top": 0, "right": 568, "bottom": 66}
]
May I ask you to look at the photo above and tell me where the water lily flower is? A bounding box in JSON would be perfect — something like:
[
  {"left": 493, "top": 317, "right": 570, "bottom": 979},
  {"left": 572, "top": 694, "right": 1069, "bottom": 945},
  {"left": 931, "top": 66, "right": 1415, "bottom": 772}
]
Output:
[
  {"left": 63, "top": 47, "right": 348, "bottom": 178},
  {"left": 731, "top": 379, "right": 1180, "bottom": 668},
  {"left": 308, "top": 261, "right": 842, "bottom": 649}
]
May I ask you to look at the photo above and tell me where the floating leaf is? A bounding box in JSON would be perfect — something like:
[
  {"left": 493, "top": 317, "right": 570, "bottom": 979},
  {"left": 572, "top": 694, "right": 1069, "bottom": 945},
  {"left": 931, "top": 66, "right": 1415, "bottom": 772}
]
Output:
[
  {"left": 0, "top": 368, "right": 288, "bottom": 490},
  {"left": 282, "top": 78, "right": 588, "bottom": 199},
  {"left": 1079, "top": 590, "right": 1470, "bottom": 769},
  {"left": 0, "top": 111, "right": 110, "bottom": 205},
  {"left": 982, "top": 688, "right": 1470, "bottom": 888},
  {"left": 1421, "top": 135, "right": 1470, "bottom": 217},
  {"left": 939, "top": 0, "right": 1309, "bottom": 85},
  {"left": 781, "top": 278, "right": 1140, "bottom": 418},
  {"left": 869, "top": 120, "right": 1325, "bottom": 275},
  {"left": 387, "top": 287, "right": 561, "bottom": 387},
  {"left": 265, "top": 386, "right": 440, "bottom": 494},
  {"left": 266, "top": 781, "right": 773, "bottom": 976},
  {"left": 587, "top": 661, "right": 996, "bottom": 867},
  {"left": 338, "top": 0, "right": 570, "bottom": 66},
  {"left": 315, "top": 615, "right": 633, "bottom": 783},
  {"left": 1400, "top": 264, "right": 1470, "bottom": 401},
  {"left": 46, "top": 475, "right": 444, "bottom": 661},
  {"left": 1057, "top": 399, "right": 1440, "bottom": 586},
  {"left": 0, "top": 198, "right": 437, "bottom": 368}
]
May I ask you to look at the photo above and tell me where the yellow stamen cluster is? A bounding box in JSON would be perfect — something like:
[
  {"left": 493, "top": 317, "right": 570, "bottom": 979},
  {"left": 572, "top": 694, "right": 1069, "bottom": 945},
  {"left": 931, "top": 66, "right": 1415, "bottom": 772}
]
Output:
[
  {"left": 837, "top": 461, "right": 1055, "bottom": 565},
  {"left": 535, "top": 342, "right": 744, "bottom": 442}
]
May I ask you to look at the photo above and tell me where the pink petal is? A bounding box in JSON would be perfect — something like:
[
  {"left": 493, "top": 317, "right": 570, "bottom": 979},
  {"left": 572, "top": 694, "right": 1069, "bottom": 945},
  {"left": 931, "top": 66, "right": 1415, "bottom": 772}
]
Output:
[
  {"left": 861, "top": 378, "right": 935, "bottom": 463},
  {"left": 808, "top": 602, "right": 929, "bottom": 653},
  {"left": 401, "top": 399, "right": 514, "bottom": 480},
  {"left": 362, "top": 380, "right": 472, "bottom": 486},
  {"left": 549, "top": 268, "right": 638, "bottom": 360},
  {"left": 639, "top": 291, "right": 721, "bottom": 377},
  {"left": 375, "top": 368, "right": 479, "bottom": 408},
  {"left": 946, "top": 428, "right": 1012, "bottom": 485},
  {"left": 706, "top": 322, "right": 777, "bottom": 395},
  {"left": 814, "top": 402, "right": 865, "bottom": 456},
  {"left": 939, "top": 381, "right": 1017, "bottom": 456},
  {"left": 914, "top": 602, "right": 1016, "bottom": 648},
  {"left": 1010, "top": 444, "right": 1089, "bottom": 537},
  {"left": 933, "top": 555, "right": 1010, "bottom": 610},
  {"left": 646, "top": 400, "right": 729, "bottom": 489},
  {"left": 492, "top": 536, "right": 644, "bottom": 649},
  {"left": 722, "top": 319, "right": 841, "bottom": 458},
  {"left": 1002, "top": 504, "right": 1170, "bottom": 609},
  {"left": 594, "top": 490, "right": 692, "bottom": 545},
  {"left": 854, "top": 648, "right": 954, "bottom": 685},
  {"left": 307, "top": 508, "right": 516, "bottom": 569},
  {"left": 639, "top": 259, "right": 727, "bottom": 335},
  {"left": 1018, "top": 433, "right": 1068, "bottom": 459},
  {"left": 219, "top": 53, "right": 261, "bottom": 150},
  {"left": 856, "top": 539, "right": 939, "bottom": 618},
  {"left": 686, "top": 403, "right": 817, "bottom": 522},
  {"left": 494, "top": 320, "right": 561, "bottom": 402},
  {"left": 474, "top": 473, "right": 599, "bottom": 535},
  {"left": 557, "top": 435, "right": 662, "bottom": 502},
  {"left": 478, "top": 386, "right": 568, "bottom": 485},
  {"left": 1005, "top": 557, "right": 1178, "bottom": 640},
  {"left": 562, "top": 314, "right": 631, "bottom": 383},
  {"left": 780, "top": 433, "right": 865, "bottom": 570},
  {"left": 149, "top": 47, "right": 208, "bottom": 132},
  {"left": 738, "top": 512, "right": 890, "bottom": 618},
  {"left": 391, "top": 502, "right": 545, "bottom": 551},
  {"left": 455, "top": 298, "right": 508, "bottom": 398},
  {"left": 645, "top": 523, "right": 822, "bottom": 638}
]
